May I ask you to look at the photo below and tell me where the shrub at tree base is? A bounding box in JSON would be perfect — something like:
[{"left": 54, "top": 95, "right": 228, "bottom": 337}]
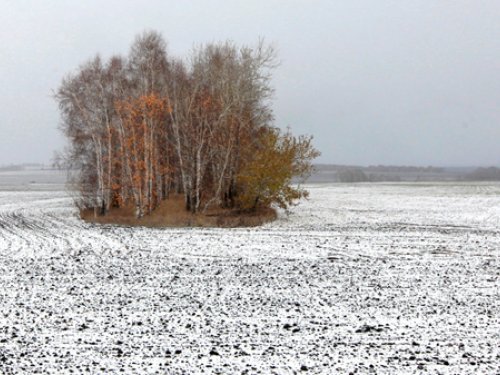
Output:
[
  {"left": 237, "top": 129, "right": 318, "bottom": 211},
  {"left": 56, "top": 31, "right": 319, "bottom": 226}
]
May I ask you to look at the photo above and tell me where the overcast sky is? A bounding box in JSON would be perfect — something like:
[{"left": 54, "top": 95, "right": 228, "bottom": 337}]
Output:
[{"left": 1, "top": 0, "right": 499, "bottom": 166}]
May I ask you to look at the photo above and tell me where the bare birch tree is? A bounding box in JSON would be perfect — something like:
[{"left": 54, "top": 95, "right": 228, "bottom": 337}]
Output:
[{"left": 56, "top": 31, "right": 319, "bottom": 218}]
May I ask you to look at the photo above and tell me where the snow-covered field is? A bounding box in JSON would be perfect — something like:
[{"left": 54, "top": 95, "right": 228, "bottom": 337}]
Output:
[{"left": 0, "top": 172, "right": 499, "bottom": 374}]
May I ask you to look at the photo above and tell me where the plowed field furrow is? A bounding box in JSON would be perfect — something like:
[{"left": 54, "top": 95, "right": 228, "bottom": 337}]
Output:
[{"left": 0, "top": 181, "right": 499, "bottom": 374}]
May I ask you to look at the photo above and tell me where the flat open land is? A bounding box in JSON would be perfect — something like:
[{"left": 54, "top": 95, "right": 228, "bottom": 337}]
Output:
[{"left": 0, "top": 172, "right": 499, "bottom": 374}]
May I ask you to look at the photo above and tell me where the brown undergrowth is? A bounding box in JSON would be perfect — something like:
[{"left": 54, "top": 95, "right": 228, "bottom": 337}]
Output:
[{"left": 80, "top": 194, "right": 277, "bottom": 228}]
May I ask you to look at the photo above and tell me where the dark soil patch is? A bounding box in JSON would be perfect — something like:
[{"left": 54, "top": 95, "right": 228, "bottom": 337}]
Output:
[{"left": 80, "top": 195, "right": 277, "bottom": 228}]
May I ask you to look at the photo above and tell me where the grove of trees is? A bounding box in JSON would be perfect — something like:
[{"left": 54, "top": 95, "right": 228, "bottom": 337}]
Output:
[{"left": 56, "top": 31, "right": 319, "bottom": 219}]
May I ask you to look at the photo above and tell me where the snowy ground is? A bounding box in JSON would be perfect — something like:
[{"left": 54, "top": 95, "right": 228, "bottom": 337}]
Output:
[{"left": 0, "top": 174, "right": 499, "bottom": 374}]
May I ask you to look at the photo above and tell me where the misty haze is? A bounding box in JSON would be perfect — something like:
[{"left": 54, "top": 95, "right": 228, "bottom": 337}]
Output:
[{"left": 0, "top": 1, "right": 499, "bottom": 374}]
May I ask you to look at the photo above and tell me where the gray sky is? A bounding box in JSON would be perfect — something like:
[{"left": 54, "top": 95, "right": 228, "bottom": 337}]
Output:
[{"left": 1, "top": 0, "right": 499, "bottom": 167}]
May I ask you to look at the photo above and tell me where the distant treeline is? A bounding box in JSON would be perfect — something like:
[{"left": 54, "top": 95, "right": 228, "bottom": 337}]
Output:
[
  {"left": 311, "top": 165, "right": 500, "bottom": 183},
  {"left": 0, "top": 164, "right": 47, "bottom": 172},
  {"left": 0, "top": 165, "right": 24, "bottom": 172},
  {"left": 334, "top": 169, "right": 400, "bottom": 183},
  {"left": 464, "top": 167, "right": 500, "bottom": 181},
  {"left": 365, "top": 165, "right": 444, "bottom": 173},
  {"left": 316, "top": 164, "right": 444, "bottom": 173}
]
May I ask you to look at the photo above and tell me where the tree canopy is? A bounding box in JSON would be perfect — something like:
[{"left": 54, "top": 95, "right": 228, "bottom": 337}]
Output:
[{"left": 56, "top": 31, "right": 319, "bottom": 220}]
